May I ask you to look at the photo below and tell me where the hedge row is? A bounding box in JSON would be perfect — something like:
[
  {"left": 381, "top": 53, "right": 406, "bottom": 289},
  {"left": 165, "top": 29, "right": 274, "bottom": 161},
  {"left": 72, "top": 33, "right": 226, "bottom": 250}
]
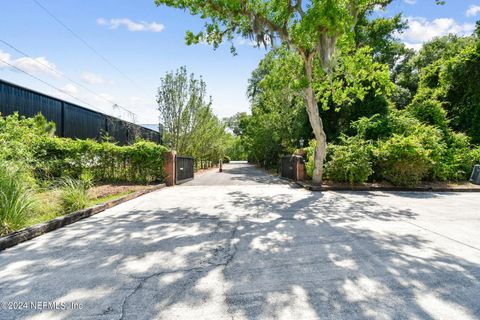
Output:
[
  {"left": 1, "top": 113, "right": 168, "bottom": 183},
  {"left": 35, "top": 138, "right": 168, "bottom": 183}
]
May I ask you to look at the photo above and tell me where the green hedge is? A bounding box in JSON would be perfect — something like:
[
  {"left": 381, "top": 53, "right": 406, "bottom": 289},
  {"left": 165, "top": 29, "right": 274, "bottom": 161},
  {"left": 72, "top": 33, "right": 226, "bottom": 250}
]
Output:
[
  {"left": 1, "top": 113, "right": 168, "bottom": 183},
  {"left": 35, "top": 138, "right": 167, "bottom": 183}
]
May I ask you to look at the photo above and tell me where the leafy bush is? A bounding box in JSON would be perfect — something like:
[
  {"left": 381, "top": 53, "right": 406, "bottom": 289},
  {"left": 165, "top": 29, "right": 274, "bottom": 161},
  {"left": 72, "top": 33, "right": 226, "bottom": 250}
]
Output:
[
  {"left": 324, "top": 137, "right": 373, "bottom": 183},
  {"left": 35, "top": 137, "right": 167, "bottom": 183},
  {"left": 374, "top": 135, "right": 432, "bottom": 187},
  {"left": 353, "top": 110, "right": 424, "bottom": 141},
  {"left": 304, "top": 139, "right": 316, "bottom": 178},
  {"left": 406, "top": 94, "right": 449, "bottom": 131},
  {"left": 0, "top": 112, "right": 54, "bottom": 167},
  {"left": 0, "top": 113, "right": 168, "bottom": 184},
  {"left": 0, "top": 162, "right": 36, "bottom": 235},
  {"left": 59, "top": 178, "right": 89, "bottom": 213}
]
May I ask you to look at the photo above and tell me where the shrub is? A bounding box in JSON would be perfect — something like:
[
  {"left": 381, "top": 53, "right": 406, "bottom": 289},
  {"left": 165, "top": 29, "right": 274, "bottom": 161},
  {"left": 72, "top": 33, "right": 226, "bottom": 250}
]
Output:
[
  {"left": 406, "top": 95, "right": 449, "bottom": 131},
  {"left": 324, "top": 137, "right": 373, "bottom": 183},
  {"left": 0, "top": 114, "right": 168, "bottom": 184},
  {"left": 374, "top": 135, "right": 432, "bottom": 187},
  {"left": 353, "top": 110, "right": 426, "bottom": 141},
  {"left": 0, "top": 162, "right": 36, "bottom": 235},
  {"left": 304, "top": 139, "right": 316, "bottom": 178},
  {"left": 466, "top": 147, "right": 480, "bottom": 178},
  {"left": 80, "top": 170, "right": 95, "bottom": 189},
  {"left": 35, "top": 136, "right": 167, "bottom": 183},
  {"left": 59, "top": 178, "right": 89, "bottom": 213}
]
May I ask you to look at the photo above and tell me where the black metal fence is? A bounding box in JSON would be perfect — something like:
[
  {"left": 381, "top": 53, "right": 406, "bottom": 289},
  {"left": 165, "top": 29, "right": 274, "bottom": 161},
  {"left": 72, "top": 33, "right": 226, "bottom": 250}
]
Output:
[
  {"left": 0, "top": 79, "right": 162, "bottom": 145},
  {"left": 280, "top": 155, "right": 304, "bottom": 180},
  {"left": 176, "top": 156, "right": 194, "bottom": 184}
]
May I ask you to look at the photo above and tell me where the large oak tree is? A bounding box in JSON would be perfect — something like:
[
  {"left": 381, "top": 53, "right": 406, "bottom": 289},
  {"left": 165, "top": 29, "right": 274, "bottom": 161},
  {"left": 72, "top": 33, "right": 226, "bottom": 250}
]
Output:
[{"left": 154, "top": 0, "right": 441, "bottom": 184}]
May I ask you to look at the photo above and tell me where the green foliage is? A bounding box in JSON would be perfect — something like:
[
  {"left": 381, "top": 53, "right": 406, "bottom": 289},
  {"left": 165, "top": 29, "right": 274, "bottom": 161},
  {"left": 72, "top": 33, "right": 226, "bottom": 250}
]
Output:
[
  {"left": 374, "top": 135, "right": 432, "bottom": 187},
  {"left": 80, "top": 171, "right": 95, "bottom": 189},
  {"left": 440, "top": 132, "right": 480, "bottom": 181},
  {"left": 156, "top": 0, "right": 402, "bottom": 183},
  {"left": 355, "top": 14, "right": 409, "bottom": 69},
  {"left": 315, "top": 47, "right": 394, "bottom": 111},
  {"left": 157, "top": 66, "right": 228, "bottom": 162},
  {"left": 304, "top": 139, "right": 317, "bottom": 179},
  {"left": 0, "top": 112, "right": 55, "bottom": 167},
  {"left": 224, "top": 134, "right": 247, "bottom": 161},
  {"left": 0, "top": 161, "right": 36, "bottom": 235},
  {"left": 59, "top": 178, "right": 89, "bottom": 213},
  {"left": 242, "top": 49, "right": 311, "bottom": 167},
  {"left": 394, "top": 33, "right": 480, "bottom": 144},
  {"left": 324, "top": 137, "right": 374, "bottom": 183},
  {"left": 406, "top": 93, "right": 449, "bottom": 131},
  {"left": 36, "top": 138, "right": 167, "bottom": 183},
  {"left": 0, "top": 113, "right": 168, "bottom": 184}
]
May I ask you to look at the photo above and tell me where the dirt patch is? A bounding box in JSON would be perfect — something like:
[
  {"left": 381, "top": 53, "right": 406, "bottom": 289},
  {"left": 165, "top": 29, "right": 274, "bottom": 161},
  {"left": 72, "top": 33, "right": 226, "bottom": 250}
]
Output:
[{"left": 89, "top": 183, "right": 160, "bottom": 199}]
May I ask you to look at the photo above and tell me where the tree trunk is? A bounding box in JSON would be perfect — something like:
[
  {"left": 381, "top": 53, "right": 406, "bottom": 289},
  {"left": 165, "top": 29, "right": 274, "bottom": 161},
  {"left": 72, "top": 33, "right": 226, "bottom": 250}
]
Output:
[{"left": 303, "top": 54, "right": 327, "bottom": 185}]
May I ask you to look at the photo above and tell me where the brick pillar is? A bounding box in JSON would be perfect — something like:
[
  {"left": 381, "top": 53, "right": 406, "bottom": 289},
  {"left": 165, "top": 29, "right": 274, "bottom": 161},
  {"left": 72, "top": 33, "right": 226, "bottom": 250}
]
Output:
[
  {"left": 163, "top": 151, "right": 176, "bottom": 186},
  {"left": 295, "top": 159, "right": 306, "bottom": 181}
]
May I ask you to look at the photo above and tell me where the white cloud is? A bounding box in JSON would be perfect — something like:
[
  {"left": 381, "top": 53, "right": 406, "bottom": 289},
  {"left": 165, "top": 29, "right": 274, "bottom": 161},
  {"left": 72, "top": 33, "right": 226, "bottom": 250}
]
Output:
[
  {"left": 81, "top": 72, "right": 111, "bottom": 85},
  {"left": 97, "top": 18, "right": 164, "bottom": 32},
  {"left": 0, "top": 50, "right": 62, "bottom": 78},
  {"left": 466, "top": 5, "right": 480, "bottom": 17},
  {"left": 403, "top": 42, "right": 423, "bottom": 51},
  {"left": 398, "top": 17, "right": 475, "bottom": 50},
  {"left": 62, "top": 83, "right": 78, "bottom": 95},
  {"left": 404, "top": 0, "right": 417, "bottom": 4}
]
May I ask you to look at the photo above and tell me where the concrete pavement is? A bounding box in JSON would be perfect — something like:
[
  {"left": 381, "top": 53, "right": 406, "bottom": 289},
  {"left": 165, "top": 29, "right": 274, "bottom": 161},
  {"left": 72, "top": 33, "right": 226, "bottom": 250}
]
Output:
[{"left": 0, "top": 163, "right": 479, "bottom": 319}]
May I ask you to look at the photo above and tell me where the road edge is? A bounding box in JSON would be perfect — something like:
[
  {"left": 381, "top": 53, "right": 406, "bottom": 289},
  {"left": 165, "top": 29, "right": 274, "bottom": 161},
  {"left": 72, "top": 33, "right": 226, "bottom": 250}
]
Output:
[{"left": 0, "top": 184, "right": 166, "bottom": 252}]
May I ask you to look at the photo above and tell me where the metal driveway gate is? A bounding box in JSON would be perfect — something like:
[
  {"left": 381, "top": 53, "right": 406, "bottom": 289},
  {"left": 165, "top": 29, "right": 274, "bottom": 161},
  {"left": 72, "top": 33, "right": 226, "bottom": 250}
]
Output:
[{"left": 176, "top": 156, "right": 194, "bottom": 184}]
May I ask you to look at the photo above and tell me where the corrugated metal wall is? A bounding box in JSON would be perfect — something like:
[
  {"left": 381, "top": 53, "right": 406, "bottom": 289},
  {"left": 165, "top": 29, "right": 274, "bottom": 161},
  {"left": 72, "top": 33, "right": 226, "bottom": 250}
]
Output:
[{"left": 0, "top": 79, "right": 162, "bottom": 145}]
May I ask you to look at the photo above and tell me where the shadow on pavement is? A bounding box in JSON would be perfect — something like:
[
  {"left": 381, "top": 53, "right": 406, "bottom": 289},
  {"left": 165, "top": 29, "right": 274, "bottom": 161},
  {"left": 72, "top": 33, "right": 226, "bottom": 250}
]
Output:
[{"left": 0, "top": 189, "right": 479, "bottom": 319}]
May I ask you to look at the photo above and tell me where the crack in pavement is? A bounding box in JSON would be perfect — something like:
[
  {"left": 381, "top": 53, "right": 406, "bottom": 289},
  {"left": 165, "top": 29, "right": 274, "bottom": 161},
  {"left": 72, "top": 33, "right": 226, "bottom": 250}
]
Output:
[{"left": 117, "top": 219, "right": 241, "bottom": 320}]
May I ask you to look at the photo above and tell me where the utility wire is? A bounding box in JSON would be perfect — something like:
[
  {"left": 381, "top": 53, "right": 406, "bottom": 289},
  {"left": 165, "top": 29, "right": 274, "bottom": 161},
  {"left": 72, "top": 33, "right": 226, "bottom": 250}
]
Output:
[
  {"left": 0, "top": 57, "right": 103, "bottom": 112},
  {"left": 31, "top": 0, "right": 151, "bottom": 98},
  {"left": 0, "top": 38, "right": 140, "bottom": 122}
]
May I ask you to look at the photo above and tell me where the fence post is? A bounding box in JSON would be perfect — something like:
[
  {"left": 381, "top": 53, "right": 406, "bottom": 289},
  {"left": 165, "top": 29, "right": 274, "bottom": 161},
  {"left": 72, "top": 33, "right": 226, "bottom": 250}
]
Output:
[{"left": 163, "top": 151, "right": 176, "bottom": 186}]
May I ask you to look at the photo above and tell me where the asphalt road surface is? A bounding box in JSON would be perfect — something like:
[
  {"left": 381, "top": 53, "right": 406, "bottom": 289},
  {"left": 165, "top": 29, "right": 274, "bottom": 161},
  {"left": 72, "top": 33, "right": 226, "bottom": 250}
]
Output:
[{"left": 0, "top": 163, "right": 479, "bottom": 319}]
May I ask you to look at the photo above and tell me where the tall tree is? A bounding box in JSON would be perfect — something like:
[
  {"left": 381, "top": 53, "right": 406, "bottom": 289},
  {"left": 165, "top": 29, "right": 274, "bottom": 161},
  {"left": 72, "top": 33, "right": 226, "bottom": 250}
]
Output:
[
  {"left": 157, "top": 66, "right": 228, "bottom": 160},
  {"left": 155, "top": 0, "right": 394, "bottom": 184},
  {"left": 154, "top": 0, "right": 444, "bottom": 184},
  {"left": 157, "top": 66, "right": 210, "bottom": 152}
]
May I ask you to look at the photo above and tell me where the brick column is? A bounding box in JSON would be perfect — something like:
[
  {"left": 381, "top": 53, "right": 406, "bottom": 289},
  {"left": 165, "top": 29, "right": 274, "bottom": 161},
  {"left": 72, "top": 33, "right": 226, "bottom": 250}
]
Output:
[
  {"left": 295, "top": 157, "right": 306, "bottom": 181},
  {"left": 163, "top": 151, "right": 176, "bottom": 187}
]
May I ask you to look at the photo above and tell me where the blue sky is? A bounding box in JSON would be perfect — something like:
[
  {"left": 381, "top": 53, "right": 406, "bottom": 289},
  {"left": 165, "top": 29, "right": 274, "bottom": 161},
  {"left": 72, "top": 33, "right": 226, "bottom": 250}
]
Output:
[{"left": 1, "top": 0, "right": 479, "bottom": 124}]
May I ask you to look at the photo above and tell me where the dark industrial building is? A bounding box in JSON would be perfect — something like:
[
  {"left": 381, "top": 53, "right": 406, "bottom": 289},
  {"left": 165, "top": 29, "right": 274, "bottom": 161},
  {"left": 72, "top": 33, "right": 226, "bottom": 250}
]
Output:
[{"left": 0, "top": 79, "right": 162, "bottom": 145}]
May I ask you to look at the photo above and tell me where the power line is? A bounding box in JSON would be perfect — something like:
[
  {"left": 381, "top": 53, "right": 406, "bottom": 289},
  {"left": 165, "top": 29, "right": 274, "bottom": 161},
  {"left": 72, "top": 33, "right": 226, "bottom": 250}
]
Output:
[
  {"left": 31, "top": 0, "right": 151, "bottom": 97},
  {"left": 0, "top": 56, "right": 103, "bottom": 112},
  {"left": 0, "top": 38, "right": 141, "bottom": 122}
]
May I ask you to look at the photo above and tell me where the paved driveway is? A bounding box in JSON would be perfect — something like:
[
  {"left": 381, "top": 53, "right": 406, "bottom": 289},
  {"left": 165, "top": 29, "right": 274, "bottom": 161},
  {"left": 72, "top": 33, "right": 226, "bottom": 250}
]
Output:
[{"left": 0, "top": 164, "right": 479, "bottom": 319}]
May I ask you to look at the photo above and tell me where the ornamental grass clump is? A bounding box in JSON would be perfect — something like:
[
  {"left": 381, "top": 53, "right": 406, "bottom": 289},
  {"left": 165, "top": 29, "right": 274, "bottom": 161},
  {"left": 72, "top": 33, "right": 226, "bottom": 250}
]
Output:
[
  {"left": 59, "top": 178, "right": 89, "bottom": 213},
  {"left": 0, "top": 162, "right": 36, "bottom": 235}
]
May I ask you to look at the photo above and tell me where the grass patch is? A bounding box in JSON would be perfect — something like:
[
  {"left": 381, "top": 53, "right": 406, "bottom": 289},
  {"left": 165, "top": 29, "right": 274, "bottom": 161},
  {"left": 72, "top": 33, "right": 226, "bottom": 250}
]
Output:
[
  {"left": 25, "top": 190, "right": 63, "bottom": 226},
  {"left": 20, "top": 188, "right": 138, "bottom": 232},
  {"left": 87, "top": 190, "right": 136, "bottom": 207}
]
